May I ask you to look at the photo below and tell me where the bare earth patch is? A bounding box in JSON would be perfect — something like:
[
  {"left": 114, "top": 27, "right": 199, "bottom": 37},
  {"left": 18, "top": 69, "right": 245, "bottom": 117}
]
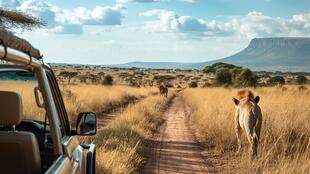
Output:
[{"left": 142, "top": 94, "right": 212, "bottom": 174}]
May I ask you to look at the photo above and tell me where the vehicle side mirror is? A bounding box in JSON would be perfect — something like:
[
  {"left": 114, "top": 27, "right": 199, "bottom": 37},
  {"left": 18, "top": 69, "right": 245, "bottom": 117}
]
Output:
[{"left": 76, "top": 112, "right": 97, "bottom": 136}]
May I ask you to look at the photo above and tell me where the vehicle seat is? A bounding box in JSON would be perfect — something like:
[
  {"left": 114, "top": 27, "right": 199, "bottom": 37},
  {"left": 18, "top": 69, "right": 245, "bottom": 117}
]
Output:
[{"left": 0, "top": 91, "right": 41, "bottom": 174}]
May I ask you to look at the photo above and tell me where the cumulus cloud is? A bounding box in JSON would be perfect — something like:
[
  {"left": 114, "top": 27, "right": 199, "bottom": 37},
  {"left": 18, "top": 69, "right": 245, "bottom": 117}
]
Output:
[
  {"left": 224, "top": 11, "right": 286, "bottom": 38},
  {"left": 141, "top": 9, "right": 310, "bottom": 39},
  {"left": 140, "top": 9, "right": 224, "bottom": 36},
  {"left": 287, "top": 13, "right": 310, "bottom": 35},
  {"left": 55, "top": 4, "right": 126, "bottom": 26},
  {"left": 17, "top": 0, "right": 56, "bottom": 27},
  {"left": 4, "top": 0, "right": 126, "bottom": 34},
  {"left": 117, "top": 0, "right": 159, "bottom": 3}
]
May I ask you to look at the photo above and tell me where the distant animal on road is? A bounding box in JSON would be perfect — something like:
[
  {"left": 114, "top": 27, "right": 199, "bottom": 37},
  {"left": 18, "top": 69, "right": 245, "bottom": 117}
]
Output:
[
  {"left": 233, "top": 89, "right": 262, "bottom": 158},
  {"left": 159, "top": 85, "right": 168, "bottom": 97}
]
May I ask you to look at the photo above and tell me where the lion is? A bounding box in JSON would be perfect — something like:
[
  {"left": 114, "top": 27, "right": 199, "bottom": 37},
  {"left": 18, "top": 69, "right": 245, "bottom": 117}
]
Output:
[
  {"left": 233, "top": 89, "right": 262, "bottom": 158},
  {"left": 158, "top": 84, "right": 168, "bottom": 97}
]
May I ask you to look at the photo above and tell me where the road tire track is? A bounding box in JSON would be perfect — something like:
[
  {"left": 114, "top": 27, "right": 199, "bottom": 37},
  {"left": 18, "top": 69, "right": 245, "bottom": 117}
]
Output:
[{"left": 142, "top": 94, "right": 212, "bottom": 174}]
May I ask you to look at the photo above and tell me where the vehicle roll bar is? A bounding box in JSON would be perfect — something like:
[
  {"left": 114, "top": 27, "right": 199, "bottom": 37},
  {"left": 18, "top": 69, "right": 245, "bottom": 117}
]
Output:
[
  {"left": 0, "top": 45, "right": 42, "bottom": 68},
  {"left": 0, "top": 30, "right": 43, "bottom": 68}
]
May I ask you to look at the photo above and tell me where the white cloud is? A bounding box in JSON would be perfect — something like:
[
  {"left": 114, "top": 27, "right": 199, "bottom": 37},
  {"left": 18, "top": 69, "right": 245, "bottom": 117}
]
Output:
[
  {"left": 117, "top": 0, "right": 159, "bottom": 3},
  {"left": 6, "top": 0, "right": 126, "bottom": 34},
  {"left": 288, "top": 13, "right": 310, "bottom": 35},
  {"left": 55, "top": 4, "right": 126, "bottom": 26},
  {"left": 17, "top": 0, "right": 56, "bottom": 27},
  {"left": 224, "top": 11, "right": 286, "bottom": 38},
  {"left": 141, "top": 9, "right": 310, "bottom": 39},
  {"left": 140, "top": 9, "right": 224, "bottom": 36}
]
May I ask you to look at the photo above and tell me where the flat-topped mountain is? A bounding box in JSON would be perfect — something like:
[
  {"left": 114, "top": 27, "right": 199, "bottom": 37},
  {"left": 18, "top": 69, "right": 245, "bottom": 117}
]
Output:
[{"left": 186, "top": 37, "right": 310, "bottom": 71}]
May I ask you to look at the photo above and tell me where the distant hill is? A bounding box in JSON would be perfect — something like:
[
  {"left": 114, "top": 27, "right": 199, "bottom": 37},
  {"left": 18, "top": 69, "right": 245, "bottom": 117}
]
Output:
[
  {"left": 107, "top": 37, "right": 310, "bottom": 72},
  {"left": 186, "top": 37, "right": 310, "bottom": 72},
  {"left": 106, "top": 61, "right": 194, "bottom": 69},
  {"left": 50, "top": 37, "right": 310, "bottom": 72}
]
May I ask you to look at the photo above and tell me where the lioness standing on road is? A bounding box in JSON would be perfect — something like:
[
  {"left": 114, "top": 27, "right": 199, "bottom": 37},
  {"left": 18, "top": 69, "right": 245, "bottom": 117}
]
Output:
[
  {"left": 233, "top": 89, "right": 262, "bottom": 158},
  {"left": 158, "top": 84, "right": 168, "bottom": 97}
]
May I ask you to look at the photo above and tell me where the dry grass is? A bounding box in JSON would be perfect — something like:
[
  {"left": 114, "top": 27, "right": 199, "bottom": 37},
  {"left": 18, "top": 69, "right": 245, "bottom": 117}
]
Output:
[
  {"left": 0, "top": 81, "right": 45, "bottom": 120},
  {"left": 93, "top": 94, "right": 173, "bottom": 174},
  {"left": 1, "top": 80, "right": 168, "bottom": 173},
  {"left": 183, "top": 85, "right": 310, "bottom": 173},
  {"left": 61, "top": 85, "right": 157, "bottom": 120},
  {"left": 0, "top": 81, "right": 157, "bottom": 122}
]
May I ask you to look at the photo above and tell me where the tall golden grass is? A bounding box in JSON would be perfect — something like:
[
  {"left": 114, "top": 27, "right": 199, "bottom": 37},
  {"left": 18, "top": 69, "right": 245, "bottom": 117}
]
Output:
[
  {"left": 183, "top": 86, "right": 310, "bottom": 173},
  {"left": 93, "top": 94, "right": 172, "bottom": 174},
  {"left": 0, "top": 81, "right": 45, "bottom": 120},
  {"left": 0, "top": 80, "right": 170, "bottom": 173},
  {"left": 0, "top": 81, "right": 157, "bottom": 121},
  {"left": 61, "top": 84, "right": 157, "bottom": 120}
]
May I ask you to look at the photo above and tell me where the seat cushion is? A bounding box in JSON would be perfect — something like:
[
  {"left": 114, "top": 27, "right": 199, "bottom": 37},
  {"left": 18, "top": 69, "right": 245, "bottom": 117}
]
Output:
[
  {"left": 0, "top": 131, "right": 41, "bottom": 174},
  {"left": 0, "top": 91, "right": 23, "bottom": 126}
]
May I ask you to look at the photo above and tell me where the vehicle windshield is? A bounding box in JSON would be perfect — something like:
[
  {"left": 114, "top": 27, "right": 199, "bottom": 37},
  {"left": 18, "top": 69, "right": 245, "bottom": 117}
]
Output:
[{"left": 0, "top": 67, "right": 46, "bottom": 122}]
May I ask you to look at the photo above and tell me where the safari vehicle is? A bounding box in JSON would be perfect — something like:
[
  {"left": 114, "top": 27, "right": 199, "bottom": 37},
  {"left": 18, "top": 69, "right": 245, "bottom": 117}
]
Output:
[{"left": 0, "top": 30, "right": 96, "bottom": 174}]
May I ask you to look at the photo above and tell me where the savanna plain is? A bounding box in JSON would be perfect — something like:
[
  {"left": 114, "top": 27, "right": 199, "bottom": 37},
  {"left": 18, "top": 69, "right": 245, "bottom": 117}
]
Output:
[{"left": 2, "top": 66, "right": 310, "bottom": 174}]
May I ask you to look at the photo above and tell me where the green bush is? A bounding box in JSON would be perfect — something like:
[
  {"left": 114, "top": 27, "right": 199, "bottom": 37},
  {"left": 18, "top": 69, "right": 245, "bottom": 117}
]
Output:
[
  {"left": 235, "top": 68, "right": 257, "bottom": 87},
  {"left": 296, "top": 75, "right": 308, "bottom": 85},
  {"left": 189, "top": 81, "right": 198, "bottom": 88},
  {"left": 215, "top": 68, "right": 232, "bottom": 85},
  {"left": 102, "top": 75, "right": 113, "bottom": 85},
  {"left": 204, "top": 62, "right": 257, "bottom": 87},
  {"left": 267, "top": 76, "right": 285, "bottom": 85}
]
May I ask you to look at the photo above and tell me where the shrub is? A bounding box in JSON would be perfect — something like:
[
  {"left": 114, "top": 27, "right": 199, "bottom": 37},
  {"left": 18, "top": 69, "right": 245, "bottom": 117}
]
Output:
[
  {"left": 267, "top": 76, "right": 285, "bottom": 85},
  {"left": 235, "top": 68, "right": 257, "bottom": 87},
  {"left": 202, "top": 82, "right": 212, "bottom": 87},
  {"left": 204, "top": 63, "right": 258, "bottom": 87},
  {"left": 102, "top": 75, "right": 113, "bottom": 85},
  {"left": 296, "top": 75, "right": 308, "bottom": 85},
  {"left": 203, "top": 62, "right": 241, "bottom": 74},
  {"left": 215, "top": 68, "right": 232, "bottom": 85},
  {"left": 189, "top": 81, "right": 198, "bottom": 88},
  {"left": 298, "top": 85, "right": 308, "bottom": 91}
]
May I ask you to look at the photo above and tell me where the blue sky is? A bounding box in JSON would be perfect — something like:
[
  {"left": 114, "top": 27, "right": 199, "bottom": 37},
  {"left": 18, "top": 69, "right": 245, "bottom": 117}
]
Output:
[{"left": 1, "top": 0, "right": 310, "bottom": 64}]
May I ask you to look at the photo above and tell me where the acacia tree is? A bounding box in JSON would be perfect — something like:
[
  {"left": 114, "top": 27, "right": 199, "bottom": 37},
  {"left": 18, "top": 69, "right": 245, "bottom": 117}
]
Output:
[
  {"left": 58, "top": 71, "right": 79, "bottom": 84},
  {"left": 0, "top": 9, "right": 44, "bottom": 31},
  {"left": 215, "top": 68, "right": 232, "bottom": 85},
  {"left": 296, "top": 75, "right": 308, "bottom": 85},
  {"left": 235, "top": 68, "right": 257, "bottom": 87}
]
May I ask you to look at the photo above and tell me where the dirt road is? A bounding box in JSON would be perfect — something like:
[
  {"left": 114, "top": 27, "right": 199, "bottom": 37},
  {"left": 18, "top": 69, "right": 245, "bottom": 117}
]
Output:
[
  {"left": 142, "top": 94, "right": 212, "bottom": 174},
  {"left": 97, "top": 97, "right": 140, "bottom": 128}
]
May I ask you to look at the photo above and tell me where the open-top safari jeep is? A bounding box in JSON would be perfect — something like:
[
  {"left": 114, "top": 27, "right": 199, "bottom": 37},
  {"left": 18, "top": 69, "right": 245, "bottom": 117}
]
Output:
[{"left": 0, "top": 30, "right": 96, "bottom": 174}]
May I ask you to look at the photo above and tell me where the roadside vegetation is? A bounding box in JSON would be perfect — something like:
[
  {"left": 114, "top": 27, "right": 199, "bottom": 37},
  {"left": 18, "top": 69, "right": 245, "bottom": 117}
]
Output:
[
  {"left": 0, "top": 79, "right": 172, "bottom": 173},
  {"left": 203, "top": 62, "right": 258, "bottom": 87},
  {"left": 62, "top": 84, "right": 157, "bottom": 120},
  {"left": 93, "top": 93, "right": 173, "bottom": 174},
  {"left": 0, "top": 81, "right": 157, "bottom": 121},
  {"left": 183, "top": 86, "right": 310, "bottom": 173}
]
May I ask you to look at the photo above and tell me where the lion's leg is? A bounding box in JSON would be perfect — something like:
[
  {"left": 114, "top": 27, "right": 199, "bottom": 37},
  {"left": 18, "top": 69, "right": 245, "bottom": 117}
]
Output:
[
  {"left": 235, "top": 126, "right": 243, "bottom": 154},
  {"left": 252, "top": 136, "right": 258, "bottom": 157},
  {"left": 245, "top": 125, "right": 256, "bottom": 158}
]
